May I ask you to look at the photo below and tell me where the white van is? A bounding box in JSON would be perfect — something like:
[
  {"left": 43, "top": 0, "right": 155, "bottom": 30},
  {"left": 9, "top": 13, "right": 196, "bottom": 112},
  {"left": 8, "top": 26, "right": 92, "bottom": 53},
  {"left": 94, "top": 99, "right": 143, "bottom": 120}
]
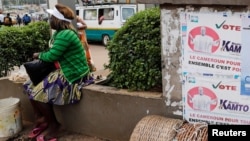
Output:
[{"left": 76, "top": 4, "right": 137, "bottom": 46}]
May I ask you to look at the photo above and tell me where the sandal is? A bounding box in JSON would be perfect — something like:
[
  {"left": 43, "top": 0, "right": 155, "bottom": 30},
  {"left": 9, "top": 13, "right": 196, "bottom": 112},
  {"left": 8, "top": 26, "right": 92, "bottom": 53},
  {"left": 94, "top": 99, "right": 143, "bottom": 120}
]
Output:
[
  {"left": 36, "top": 135, "right": 57, "bottom": 141},
  {"left": 28, "top": 122, "right": 48, "bottom": 139}
]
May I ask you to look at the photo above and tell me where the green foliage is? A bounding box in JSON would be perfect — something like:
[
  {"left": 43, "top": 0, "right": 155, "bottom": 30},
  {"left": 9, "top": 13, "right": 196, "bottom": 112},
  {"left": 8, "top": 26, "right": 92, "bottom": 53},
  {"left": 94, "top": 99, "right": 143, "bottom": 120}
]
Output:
[
  {"left": 0, "top": 22, "right": 50, "bottom": 77},
  {"left": 105, "top": 7, "right": 162, "bottom": 91}
]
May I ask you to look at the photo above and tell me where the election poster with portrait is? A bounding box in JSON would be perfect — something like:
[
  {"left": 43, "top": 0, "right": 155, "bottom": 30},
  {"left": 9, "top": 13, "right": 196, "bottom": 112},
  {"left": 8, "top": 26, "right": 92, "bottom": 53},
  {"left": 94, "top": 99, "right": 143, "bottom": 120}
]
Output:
[
  {"left": 183, "top": 13, "right": 241, "bottom": 75},
  {"left": 182, "top": 12, "right": 250, "bottom": 125}
]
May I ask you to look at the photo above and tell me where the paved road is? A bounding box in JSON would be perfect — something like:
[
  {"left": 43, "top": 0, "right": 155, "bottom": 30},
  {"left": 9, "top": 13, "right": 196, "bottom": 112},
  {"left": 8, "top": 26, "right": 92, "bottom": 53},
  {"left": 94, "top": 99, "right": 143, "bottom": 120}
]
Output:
[
  {"left": 88, "top": 42, "right": 110, "bottom": 78},
  {"left": 88, "top": 42, "right": 109, "bottom": 71}
]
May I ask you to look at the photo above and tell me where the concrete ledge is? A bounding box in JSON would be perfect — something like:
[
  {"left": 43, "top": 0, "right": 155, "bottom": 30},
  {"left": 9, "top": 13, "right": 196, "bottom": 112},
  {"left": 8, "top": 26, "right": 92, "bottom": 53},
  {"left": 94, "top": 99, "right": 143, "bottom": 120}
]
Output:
[
  {"left": 0, "top": 77, "right": 35, "bottom": 122},
  {"left": 55, "top": 85, "right": 168, "bottom": 141},
  {"left": 0, "top": 78, "right": 181, "bottom": 141}
]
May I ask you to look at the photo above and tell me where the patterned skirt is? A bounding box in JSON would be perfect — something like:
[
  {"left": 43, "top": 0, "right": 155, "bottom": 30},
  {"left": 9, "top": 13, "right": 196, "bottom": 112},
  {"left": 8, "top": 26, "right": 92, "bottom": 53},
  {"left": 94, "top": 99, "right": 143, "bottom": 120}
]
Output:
[{"left": 23, "top": 69, "right": 94, "bottom": 105}]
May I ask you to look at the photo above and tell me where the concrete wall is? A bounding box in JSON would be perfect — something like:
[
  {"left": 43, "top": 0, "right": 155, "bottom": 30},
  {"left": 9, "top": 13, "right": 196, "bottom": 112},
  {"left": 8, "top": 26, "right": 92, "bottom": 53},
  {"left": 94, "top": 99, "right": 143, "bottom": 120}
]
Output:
[
  {"left": 160, "top": 4, "right": 249, "bottom": 118},
  {"left": 0, "top": 78, "right": 180, "bottom": 141}
]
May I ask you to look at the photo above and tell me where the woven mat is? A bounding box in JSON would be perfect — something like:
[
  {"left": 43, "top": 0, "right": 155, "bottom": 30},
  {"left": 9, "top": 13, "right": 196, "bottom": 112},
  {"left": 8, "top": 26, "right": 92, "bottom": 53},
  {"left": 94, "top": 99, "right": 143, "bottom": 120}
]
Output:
[
  {"left": 130, "top": 115, "right": 184, "bottom": 141},
  {"left": 174, "top": 121, "right": 208, "bottom": 141}
]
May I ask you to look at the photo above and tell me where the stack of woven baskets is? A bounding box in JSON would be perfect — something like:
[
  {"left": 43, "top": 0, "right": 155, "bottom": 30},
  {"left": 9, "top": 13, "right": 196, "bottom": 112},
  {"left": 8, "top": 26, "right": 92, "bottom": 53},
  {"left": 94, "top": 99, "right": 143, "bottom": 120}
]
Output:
[
  {"left": 174, "top": 121, "right": 208, "bottom": 141},
  {"left": 130, "top": 115, "right": 208, "bottom": 141}
]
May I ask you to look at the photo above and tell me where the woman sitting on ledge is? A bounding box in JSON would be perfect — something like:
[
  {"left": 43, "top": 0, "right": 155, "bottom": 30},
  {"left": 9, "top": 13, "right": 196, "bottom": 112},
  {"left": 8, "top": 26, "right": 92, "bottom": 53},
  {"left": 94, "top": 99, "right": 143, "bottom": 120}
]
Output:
[{"left": 23, "top": 3, "right": 94, "bottom": 141}]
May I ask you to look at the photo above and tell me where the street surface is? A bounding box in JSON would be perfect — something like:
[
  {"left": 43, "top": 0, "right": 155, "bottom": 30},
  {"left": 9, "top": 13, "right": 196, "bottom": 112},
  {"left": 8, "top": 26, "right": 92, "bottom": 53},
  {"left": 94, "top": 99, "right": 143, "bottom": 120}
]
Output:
[
  {"left": 88, "top": 42, "right": 110, "bottom": 79},
  {"left": 88, "top": 42, "right": 109, "bottom": 71}
]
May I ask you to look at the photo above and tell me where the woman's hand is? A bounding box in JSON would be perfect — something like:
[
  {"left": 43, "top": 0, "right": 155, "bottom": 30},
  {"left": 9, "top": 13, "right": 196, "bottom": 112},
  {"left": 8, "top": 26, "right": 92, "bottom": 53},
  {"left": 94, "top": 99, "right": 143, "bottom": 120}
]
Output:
[{"left": 33, "top": 53, "right": 39, "bottom": 59}]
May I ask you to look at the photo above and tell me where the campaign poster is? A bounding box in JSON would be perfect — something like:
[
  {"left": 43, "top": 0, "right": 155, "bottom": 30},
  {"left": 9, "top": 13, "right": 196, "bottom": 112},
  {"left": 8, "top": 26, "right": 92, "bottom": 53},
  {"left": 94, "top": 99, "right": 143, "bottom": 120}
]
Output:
[
  {"left": 182, "top": 13, "right": 250, "bottom": 125},
  {"left": 183, "top": 72, "right": 250, "bottom": 125},
  {"left": 183, "top": 13, "right": 241, "bottom": 75}
]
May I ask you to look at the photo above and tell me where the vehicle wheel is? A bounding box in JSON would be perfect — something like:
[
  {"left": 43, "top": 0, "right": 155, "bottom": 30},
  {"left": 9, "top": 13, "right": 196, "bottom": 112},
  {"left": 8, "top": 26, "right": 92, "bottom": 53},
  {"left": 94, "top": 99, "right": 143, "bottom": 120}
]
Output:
[{"left": 102, "top": 34, "right": 110, "bottom": 46}]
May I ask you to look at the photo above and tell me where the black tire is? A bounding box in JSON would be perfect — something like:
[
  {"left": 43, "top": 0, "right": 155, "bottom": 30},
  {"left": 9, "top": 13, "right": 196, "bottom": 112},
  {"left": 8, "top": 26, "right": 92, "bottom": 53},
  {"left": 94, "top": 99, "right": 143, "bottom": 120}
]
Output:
[{"left": 102, "top": 34, "right": 110, "bottom": 46}]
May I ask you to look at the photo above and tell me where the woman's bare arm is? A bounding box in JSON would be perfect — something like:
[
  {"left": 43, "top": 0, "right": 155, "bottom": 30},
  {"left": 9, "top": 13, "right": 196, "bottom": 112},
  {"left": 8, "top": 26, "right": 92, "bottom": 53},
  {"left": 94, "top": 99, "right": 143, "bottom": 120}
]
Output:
[{"left": 77, "top": 16, "right": 87, "bottom": 29}]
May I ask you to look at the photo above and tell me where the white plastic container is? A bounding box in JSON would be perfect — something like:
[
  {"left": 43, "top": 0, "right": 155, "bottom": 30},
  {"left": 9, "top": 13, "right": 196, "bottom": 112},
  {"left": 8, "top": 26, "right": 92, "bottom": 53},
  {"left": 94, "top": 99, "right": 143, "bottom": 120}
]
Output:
[{"left": 0, "top": 97, "right": 23, "bottom": 138}]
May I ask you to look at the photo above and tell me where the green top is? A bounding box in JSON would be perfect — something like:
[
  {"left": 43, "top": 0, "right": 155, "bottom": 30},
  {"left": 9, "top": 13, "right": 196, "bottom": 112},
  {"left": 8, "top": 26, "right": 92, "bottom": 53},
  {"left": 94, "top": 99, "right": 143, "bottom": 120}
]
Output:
[{"left": 39, "top": 29, "right": 90, "bottom": 84}]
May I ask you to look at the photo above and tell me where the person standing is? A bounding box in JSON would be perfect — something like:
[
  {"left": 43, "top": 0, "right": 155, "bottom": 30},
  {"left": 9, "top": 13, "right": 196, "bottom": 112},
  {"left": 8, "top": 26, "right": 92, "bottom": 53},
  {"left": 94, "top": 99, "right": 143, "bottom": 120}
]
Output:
[
  {"left": 22, "top": 14, "right": 31, "bottom": 25},
  {"left": 23, "top": 3, "right": 94, "bottom": 141},
  {"left": 0, "top": 9, "right": 4, "bottom": 27},
  {"left": 3, "top": 13, "right": 12, "bottom": 26},
  {"left": 77, "top": 15, "right": 96, "bottom": 72},
  {"left": 16, "top": 14, "right": 22, "bottom": 27}
]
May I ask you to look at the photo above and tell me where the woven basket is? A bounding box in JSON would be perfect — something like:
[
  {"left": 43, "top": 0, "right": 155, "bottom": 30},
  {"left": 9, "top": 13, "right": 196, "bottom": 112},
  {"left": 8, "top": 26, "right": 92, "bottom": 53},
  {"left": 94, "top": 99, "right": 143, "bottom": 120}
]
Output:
[
  {"left": 174, "top": 121, "right": 208, "bottom": 141},
  {"left": 129, "top": 115, "right": 184, "bottom": 141}
]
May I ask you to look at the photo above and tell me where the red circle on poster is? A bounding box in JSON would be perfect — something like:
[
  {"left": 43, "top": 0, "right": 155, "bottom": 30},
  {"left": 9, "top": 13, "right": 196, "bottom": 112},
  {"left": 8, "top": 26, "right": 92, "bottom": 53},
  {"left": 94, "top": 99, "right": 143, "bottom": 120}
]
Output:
[
  {"left": 187, "top": 86, "right": 217, "bottom": 111},
  {"left": 188, "top": 26, "right": 220, "bottom": 53}
]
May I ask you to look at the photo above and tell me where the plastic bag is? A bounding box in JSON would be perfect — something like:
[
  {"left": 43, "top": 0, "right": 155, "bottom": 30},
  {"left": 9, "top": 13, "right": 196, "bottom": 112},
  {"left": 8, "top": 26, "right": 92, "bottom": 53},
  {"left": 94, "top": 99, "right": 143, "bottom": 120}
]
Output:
[{"left": 8, "top": 65, "right": 29, "bottom": 83}]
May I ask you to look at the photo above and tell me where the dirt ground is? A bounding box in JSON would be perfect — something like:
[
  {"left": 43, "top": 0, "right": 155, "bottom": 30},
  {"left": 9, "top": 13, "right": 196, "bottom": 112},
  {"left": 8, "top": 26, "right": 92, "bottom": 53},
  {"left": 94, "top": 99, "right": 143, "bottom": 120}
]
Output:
[{"left": 0, "top": 121, "right": 108, "bottom": 141}]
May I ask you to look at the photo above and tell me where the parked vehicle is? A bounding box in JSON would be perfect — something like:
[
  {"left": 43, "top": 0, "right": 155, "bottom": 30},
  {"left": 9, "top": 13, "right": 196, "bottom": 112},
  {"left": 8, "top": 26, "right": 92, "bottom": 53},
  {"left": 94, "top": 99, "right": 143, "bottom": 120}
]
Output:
[{"left": 76, "top": 4, "right": 137, "bottom": 46}]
